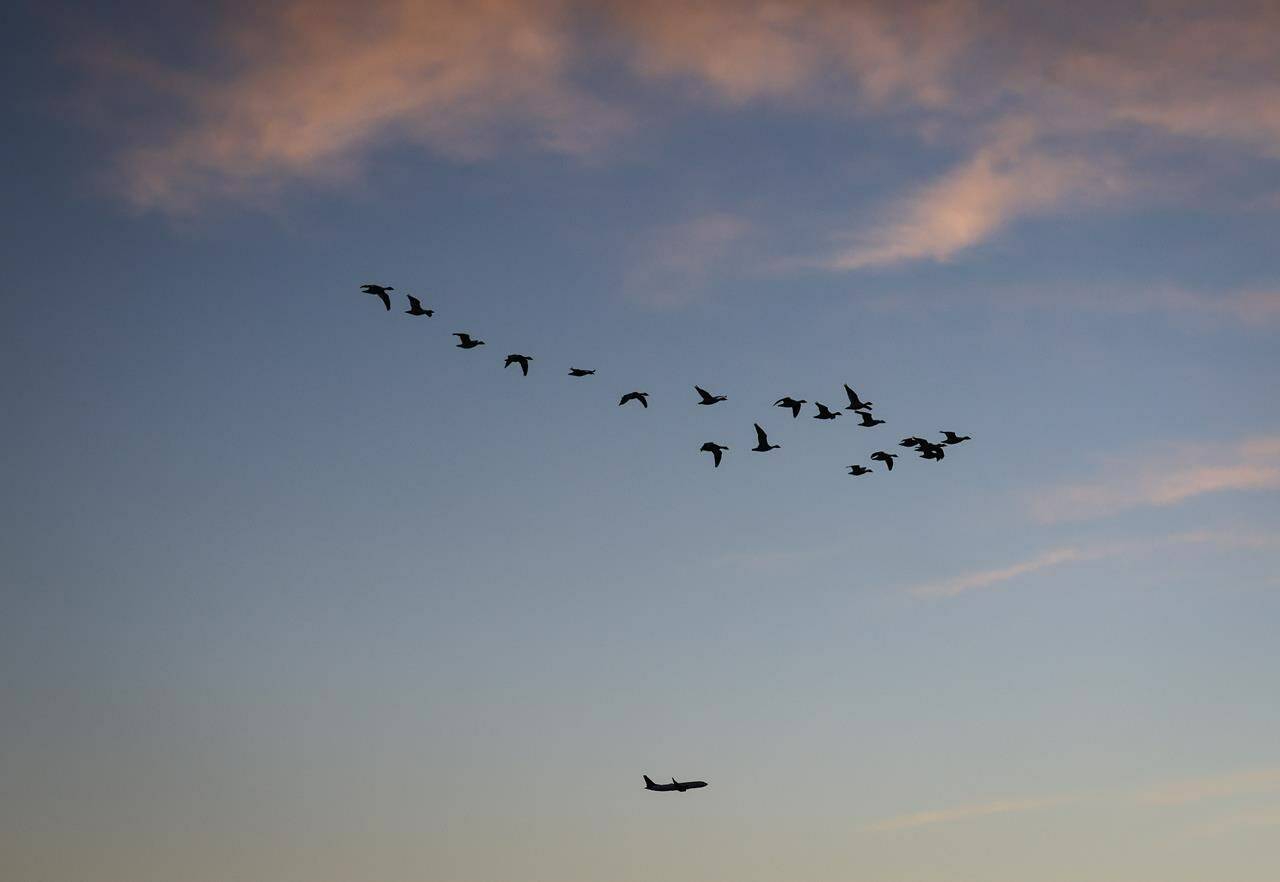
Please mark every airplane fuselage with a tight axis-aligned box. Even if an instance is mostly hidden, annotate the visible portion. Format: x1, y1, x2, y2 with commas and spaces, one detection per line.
644, 775, 707, 792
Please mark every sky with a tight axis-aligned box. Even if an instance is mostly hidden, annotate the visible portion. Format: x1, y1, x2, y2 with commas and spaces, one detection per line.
2, 1, 1278, 880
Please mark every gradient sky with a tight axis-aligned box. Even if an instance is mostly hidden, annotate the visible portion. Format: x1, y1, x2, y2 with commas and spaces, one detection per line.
3, 2, 1279, 880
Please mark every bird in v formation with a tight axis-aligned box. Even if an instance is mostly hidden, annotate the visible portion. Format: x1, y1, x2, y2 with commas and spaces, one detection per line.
360, 284, 969, 474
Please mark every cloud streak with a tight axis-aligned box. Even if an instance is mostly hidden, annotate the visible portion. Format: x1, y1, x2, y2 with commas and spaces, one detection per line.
862, 766, 1280, 834
1032, 436, 1280, 523
906, 529, 1280, 598
80, 0, 1280, 276
860, 795, 1073, 833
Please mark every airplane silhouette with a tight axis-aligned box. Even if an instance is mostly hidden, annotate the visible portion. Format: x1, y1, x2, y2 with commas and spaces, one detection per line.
644, 774, 707, 793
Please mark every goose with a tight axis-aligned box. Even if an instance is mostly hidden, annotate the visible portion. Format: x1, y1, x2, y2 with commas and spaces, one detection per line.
568, 368, 595, 377
453, 333, 485, 349
404, 295, 433, 317
504, 354, 532, 376
843, 385, 873, 411
847, 464, 872, 476
774, 397, 807, 418
857, 411, 886, 428
695, 385, 728, 405
751, 423, 780, 452
869, 451, 898, 471
813, 402, 842, 420
618, 391, 649, 408
360, 283, 393, 310
940, 431, 971, 445
700, 442, 729, 467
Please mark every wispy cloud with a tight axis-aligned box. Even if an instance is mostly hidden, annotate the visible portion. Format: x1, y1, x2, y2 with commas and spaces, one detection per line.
822, 122, 1113, 269
625, 212, 756, 307
860, 794, 1074, 833
906, 529, 1280, 598
79, 0, 1280, 271
1032, 436, 1280, 523
1139, 767, 1280, 807
85, 0, 630, 211
1194, 810, 1280, 837
861, 766, 1280, 834
907, 546, 1098, 598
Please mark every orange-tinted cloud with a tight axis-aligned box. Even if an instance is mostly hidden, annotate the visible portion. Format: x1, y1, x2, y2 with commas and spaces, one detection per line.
94, 0, 628, 211
1032, 436, 1280, 523
83, 0, 1280, 258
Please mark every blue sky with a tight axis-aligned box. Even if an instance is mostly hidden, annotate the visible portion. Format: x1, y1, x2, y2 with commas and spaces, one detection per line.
3, 2, 1279, 880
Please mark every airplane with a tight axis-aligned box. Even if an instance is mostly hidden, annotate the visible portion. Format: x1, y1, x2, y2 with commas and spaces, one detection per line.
644, 774, 708, 793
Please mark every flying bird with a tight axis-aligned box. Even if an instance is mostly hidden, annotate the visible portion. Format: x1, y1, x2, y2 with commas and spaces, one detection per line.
618, 391, 649, 408
857, 411, 886, 428
568, 368, 595, 377
404, 295, 433, 317
870, 451, 898, 470
695, 385, 728, 405
453, 333, 485, 349
813, 402, 842, 420
899, 436, 929, 449
751, 423, 780, 452
361, 283, 393, 310
504, 354, 532, 376
940, 431, 971, 445
843, 385, 873, 411
700, 441, 729, 467
847, 464, 872, 476
774, 397, 807, 418
918, 442, 946, 461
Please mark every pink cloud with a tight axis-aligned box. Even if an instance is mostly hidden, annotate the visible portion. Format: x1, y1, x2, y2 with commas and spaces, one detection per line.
80, 0, 1280, 253
1032, 436, 1280, 523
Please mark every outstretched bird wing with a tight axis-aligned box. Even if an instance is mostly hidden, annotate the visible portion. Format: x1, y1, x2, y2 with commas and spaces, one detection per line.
376, 291, 390, 310
754, 423, 769, 446
695, 385, 712, 403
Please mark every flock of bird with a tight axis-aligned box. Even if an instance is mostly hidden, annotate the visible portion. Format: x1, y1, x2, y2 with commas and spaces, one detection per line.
360, 283, 971, 474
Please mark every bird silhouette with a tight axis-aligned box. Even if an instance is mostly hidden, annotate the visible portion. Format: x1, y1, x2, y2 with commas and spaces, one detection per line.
857, 411, 886, 428
870, 451, 898, 470
940, 431, 971, 445
847, 464, 872, 476
843, 385, 873, 411
618, 391, 649, 408
404, 295, 433, 317
695, 385, 728, 405
899, 436, 929, 449
453, 333, 485, 349
568, 368, 595, 377
918, 442, 946, 461
700, 442, 729, 467
751, 424, 780, 452
813, 402, 842, 420
361, 284, 393, 310
774, 397, 807, 418
504, 354, 532, 376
